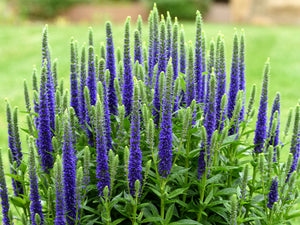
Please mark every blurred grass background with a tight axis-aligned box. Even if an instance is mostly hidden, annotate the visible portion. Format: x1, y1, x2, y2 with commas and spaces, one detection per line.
1, 0, 300, 222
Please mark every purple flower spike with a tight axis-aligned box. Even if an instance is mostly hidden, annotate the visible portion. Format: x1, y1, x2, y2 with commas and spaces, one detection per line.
95, 99, 110, 196
200, 31, 206, 103
153, 17, 167, 126
79, 43, 87, 127
106, 21, 118, 115
28, 138, 44, 225
267, 178, 278, 209
166, 12, 172, 60
134, 29, 143, 66
204, 39, 215, 115
0, 149, 12, 225
122, 17, 133, 117
62, 111, 77, 225
6, 101, 23, 196
128, 79, 142, 196
216, 38, 226, 130
227, 32, 240, 135
152, 4, 159, 66
99, 60, 113, 151
171, 18, 179, 81
194, 11, 203, 103
186, 41, 195, 107
42, 25, 55, 133
87, 45, 97, 106
54, 156, 66, 225
179, 26, 186, 75
239, 30, 246, 122
147, 11, 154, 87
158, 61, 173, 178
70, 39, 79, 116
254, 60, 270, 153
199, 72, 216, 178
38, 63, 54, 173
286, 105, 300, 182
267, 93, 280, 158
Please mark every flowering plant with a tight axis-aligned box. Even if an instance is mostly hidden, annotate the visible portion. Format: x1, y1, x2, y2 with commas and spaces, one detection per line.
0, 4, 300, 225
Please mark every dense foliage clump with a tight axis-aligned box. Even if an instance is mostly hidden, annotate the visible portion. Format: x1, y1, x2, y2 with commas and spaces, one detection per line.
1, 4, 300, 225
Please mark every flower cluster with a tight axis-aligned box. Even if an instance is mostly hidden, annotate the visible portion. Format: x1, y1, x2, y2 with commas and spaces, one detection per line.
1, 5, 300, 225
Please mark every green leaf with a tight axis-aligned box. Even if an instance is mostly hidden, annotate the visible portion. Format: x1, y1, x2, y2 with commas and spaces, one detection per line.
81, 205, 101, 216
208, 207, 229, 222
287, 210, 300, 219
10, 196, 28, 208
168, 187, 188, 199
165, 204, 175, 224
206, 174, 222, 185
169, 219, 203, 225
112, 218, 126, 225
148, 186, 161, 198
204, 189, 213, 205
215, 188, 237, 196
141, 217, 163, 223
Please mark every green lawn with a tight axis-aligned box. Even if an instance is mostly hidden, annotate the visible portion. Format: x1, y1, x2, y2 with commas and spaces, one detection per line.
0, 21, 300, 222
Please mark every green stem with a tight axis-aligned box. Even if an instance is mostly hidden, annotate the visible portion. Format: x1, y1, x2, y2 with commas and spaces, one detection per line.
132, 197, 138, 225
160, 179, 167, 224
104, 198, 111, 225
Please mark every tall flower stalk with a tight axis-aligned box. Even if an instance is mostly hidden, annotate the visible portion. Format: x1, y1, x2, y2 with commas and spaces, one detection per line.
87, 45, 97, 106
194, 11, 203, 103
38, 63, 54, 173
267, 93, 280, 154
0, 148, 11, 225
286, 104, 300, 181
186, 41, 195, 107
95, 98, 110, 196
158, 61, 173, 178
171, 17, 179, 81
254, 60, 270, 153
54, 156, 66, 225
216, 38, 226, 130
128, 78, 142, 196
153, 17, 167, 126
28, 137, 44, 225
70, 39, 79, 116
79, 43, 87, 126
62, 110, 77, 225
227, 32, 240, 135
122, 17, 133, 117
239, 30, 246, 121
42, 25, 56, 132
106, 21, 118, 115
